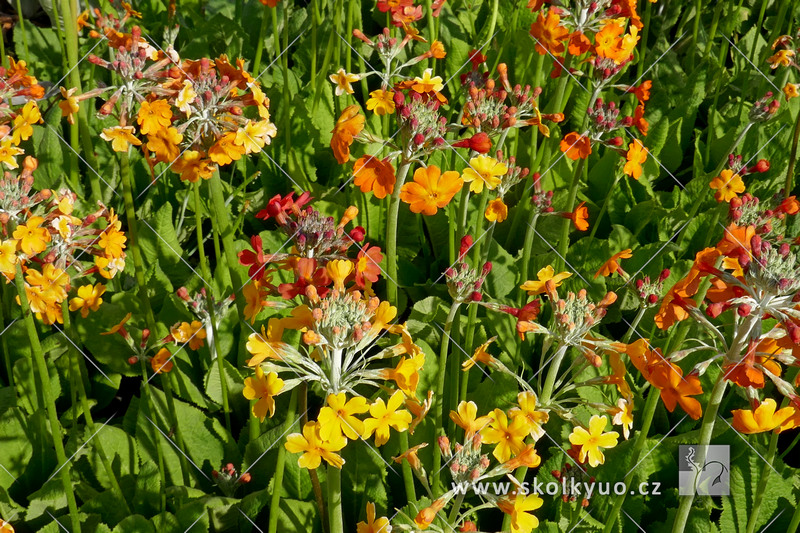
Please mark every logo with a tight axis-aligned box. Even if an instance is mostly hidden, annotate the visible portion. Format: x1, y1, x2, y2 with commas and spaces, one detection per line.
678, 445, 729, 496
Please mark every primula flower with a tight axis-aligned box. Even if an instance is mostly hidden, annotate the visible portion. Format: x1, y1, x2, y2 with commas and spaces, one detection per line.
69, 284, 106, 318
462, 338, 498, 370
331, 105, 365, 164
568, 31, 592, 56
59, 87, 80, 124
329, 68, 360, 96
400, 164, 463, 215
461, 155, 507, 193
0, 239, 17, 280
326, 259, 354, 291
710, 169, 745, 203
783, 82, 799, 100
353, 156, 396, 199
170, 321, 207, 350
238, 235, 271, 282
355, 244, 382, 288
412, 68, 444, 93
318, 392, 370, 440
560, 132, 591, 160
101, 126, 142, 152
498, 493, 544, 533
362, 390, 412, 446
623, 140, 647, 180
570, 201, 589, 231
101, 312, 132, 338
414, 498, 447, 530
172, 151, 215, 182
236, 119, 278, 153
633, 103, 648, 136
0, 141, 23, 169
0, 519, 13, 533
151, 347, 174, 374
648, 362, 703, 419
731, 398, 795, 434
137, 99, 172, 135
485, 198, 508, 222
429, 40, 446, 58
568, 415, 619, 467
508, 391, 549, 440
521, 265, 571, 295
146, 126, 183, 163
450, 400, 493, 439
208, 131, 246, 165
595, 22, 637, 64
12, 101, 41, 144
481, 409, 530, 462
356, 502, 391, 533
609, 397, 634, 439
13, 216, 50, 256
452, 132, 492, 154
285, 421, 346, 469
595, 249, 633, 278
365, 89, 395, 115
768, 49, 794, 68
530, 9, 569, 55
243, 366, 285, 421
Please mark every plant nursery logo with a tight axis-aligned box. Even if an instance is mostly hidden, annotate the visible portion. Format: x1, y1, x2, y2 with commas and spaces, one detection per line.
678, 445, 730, 496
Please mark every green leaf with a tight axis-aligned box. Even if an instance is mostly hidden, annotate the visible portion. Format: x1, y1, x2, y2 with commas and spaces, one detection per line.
34, 106, 67, 191
112, 515, 155, 533
0, 408, 33, 490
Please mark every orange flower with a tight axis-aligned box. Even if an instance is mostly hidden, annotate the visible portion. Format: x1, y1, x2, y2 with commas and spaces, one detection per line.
259, 0, 278, 6
430, 40, 446, 59
137, 99, 173, 135
151, 347, 174, 374
595, 249, 632, 278
331, 105, 364, 164
623, 139, 647, 180
13, 216, 50, 256
170, 320, 207, 350
633, 103, 648, 136
529, 9, 569, 56
353, 156, 396, 199
709, 169, 745, 203
784, 82, 799, 100
172, 151, 215, 182
732, 398, 795, 434
648, 362, 703, 420
399, 165, 463, 215
570, 201, 589, 231
560, 132, 591, 160
484, 198, 508, 223
208, 131, 246, 165
568, 31, 592, 56
654, 276, 698, 329
146, 126, 183, 163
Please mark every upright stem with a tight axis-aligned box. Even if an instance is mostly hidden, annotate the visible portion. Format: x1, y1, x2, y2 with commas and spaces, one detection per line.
744, 417, 782, 533
517, 213, 539, 307
327, 464, 344, 533
14, 263, 81, 533
160, 374, 193, 484
540, 344, 568, 405
195, 181, 231, 432
671, 375, 729, 533
431, 302, 461, 494
555, 158, 586, 271
602, 388, 660, 533
588, 175, 621, 241
0, 285, 12, 386
622, 306, 647, 343
789, 499, 800, 533
15, 0, 29, 59
61, 0, 81, 191
785, 109, 800, 196
385, 158, 412, 305
252, 2, 271, 76
268, 388, 299, 533
208, 171, 247, 318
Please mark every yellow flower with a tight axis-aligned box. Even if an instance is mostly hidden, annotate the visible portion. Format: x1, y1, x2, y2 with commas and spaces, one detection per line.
520, 265, 571, 295
235, 119, 278, 153
59, 87, 80, 124
498, 493, 544, 533
450, 400, 493, 439
461, 155, 508, 193
357, 502, 391, 533
481, 409, 531, 462
246, 319, 292, 365
176, 80, 197, 115
317, 392, 370, 440
484, 198, 508, 223
1, 518, 15, 533
0, 140, 23, 169
326, 259, 354, 291
284, 421, 346, 469
170, 320, 207, 350
380, 353, 424, 396
101, 312, 132, 337
151, 347, 174, 374
146, 126, 183, 163
412, 68, 444, 93
462, 337, 497, 370
69, 284, 106, 318
768, 49, 794, 68
609, 397, 634, 439
208, 131, 245, 165
12, 101, 41, 145
100, 126, 142, 152
329, 68, 360, 96
243, 366, 285, 421
0, 239, 17, 280
784, 82, 799, 100
98, 225, 127, 259
172, 150, 215, 182
709, 169, 745, 203
508, 391, 549, 441
137, 99, 173, 135
568, 415, 619, 467
366, 89, 396, 116
731, 398, 795, 434
362, 390, 412, 446
12, 216, 50, 256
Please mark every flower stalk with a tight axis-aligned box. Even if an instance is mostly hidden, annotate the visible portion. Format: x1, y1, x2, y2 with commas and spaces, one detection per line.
431, 301, 461, 494
268, 388, 299, 533
385, 156, 412, 304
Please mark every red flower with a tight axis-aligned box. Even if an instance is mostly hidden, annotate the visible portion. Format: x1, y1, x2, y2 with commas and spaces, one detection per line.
453, 132, 492, 154
238, 235, 272, 281
355, 244, 383, 288
256, 192, 312, 225
278, 258, 331, 299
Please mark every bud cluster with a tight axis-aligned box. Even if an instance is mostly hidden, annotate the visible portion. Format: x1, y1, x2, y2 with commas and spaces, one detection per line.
212, 463, 251, 497
395, 90, 448, 157
547, 285, 617, 346
175, 286, 235, 325
729, 192, 800, 238
306, 289, 378, 350
749, 92, 781, 122
634, 269, 670, 307
439, 435, 491, 484
445, 236, 492, 303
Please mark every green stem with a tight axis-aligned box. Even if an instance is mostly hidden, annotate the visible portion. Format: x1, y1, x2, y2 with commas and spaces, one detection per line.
268, 388, 299, 533
118, 150, 157, 329
61, 0, 81, 191
14, 263, 81, 533
588, 174, 621, 241
689, 0, 702, 72
431, 302, 461, 494
539, 343, 568, 405
15, 0, 29, 60
622, 306, 647, 343
447, 492, 466, 525
744, 415, 783, 533
310, 0, 317, 94
635, 0, 652, 79
517, 213, 539, 307
671, 375, 729, 533
327, 464, 344, 533
208, 171, 247, 318
785, 109, 800, 196
252, 1, 271, 76
62, 300, 130, 513
385, 157, 412, 305
602, 388, 660, 533
555, 157, 586, 271
138, 347, 167, 511
161, 374, 193, 485
789, 500, 800, 533
0, 285, 12, 386
195, 181, 231, 433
